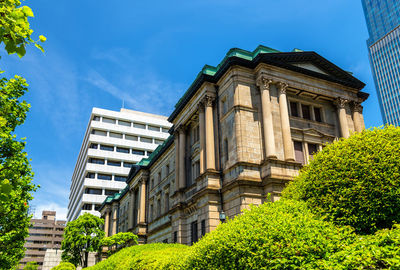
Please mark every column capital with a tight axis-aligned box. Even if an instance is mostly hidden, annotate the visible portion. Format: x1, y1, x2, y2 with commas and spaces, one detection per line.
203, 95, 215, 107
277, 82, 288, 94
197, 100, 205, 112
351, 101, 363, 113
175, 125, 186, 134
335, 97, 348, 109
256, 76, 273, 91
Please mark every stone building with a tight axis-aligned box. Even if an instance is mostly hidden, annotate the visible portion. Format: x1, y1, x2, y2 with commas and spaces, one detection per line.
19, 211, 65, 270
99, 45, 368, 245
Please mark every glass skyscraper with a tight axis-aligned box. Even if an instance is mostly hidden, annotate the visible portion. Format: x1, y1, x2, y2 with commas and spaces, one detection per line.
362, 0, 400, 126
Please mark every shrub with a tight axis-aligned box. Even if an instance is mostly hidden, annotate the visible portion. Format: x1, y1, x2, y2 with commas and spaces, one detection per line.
85, 243, 190, 270
23, 261, 38, 270
51, 261, 76, 270
283, 126, 400, 234
186, 199, 355, 269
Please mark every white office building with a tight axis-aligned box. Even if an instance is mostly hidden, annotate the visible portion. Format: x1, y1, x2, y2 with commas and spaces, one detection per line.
67, 108, 171, 221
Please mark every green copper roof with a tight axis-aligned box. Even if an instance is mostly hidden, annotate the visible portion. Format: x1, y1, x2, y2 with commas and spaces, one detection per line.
174, 45, 280, 109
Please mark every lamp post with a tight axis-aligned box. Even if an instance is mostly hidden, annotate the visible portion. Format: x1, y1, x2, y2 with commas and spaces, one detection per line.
219, 211, 226, 223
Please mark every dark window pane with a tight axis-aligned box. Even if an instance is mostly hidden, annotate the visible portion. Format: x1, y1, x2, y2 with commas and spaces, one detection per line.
89, 143, 98, 149
124, 162, 134, 168
302, 104, 311, 120
82, 204, 92, 210
105, 189, 118, 196
107, 160, 121, 167
294, 141, 305, 165
314, 107, 322, 122
88, 158, 105, 165
116, 147, 130, 153
201, 220, 206, 237
132, 150, 145, 155
92, 116, 100, 121
191, 221, 198, 244
308, 143, 318, 158
85, 188, 102, 195
86, 172, 95, 178
115, 175, 127, 182
100, 145, 114, 151
290, 102, 299, 117
94, 204, 101, 211
98, 174, 112, 180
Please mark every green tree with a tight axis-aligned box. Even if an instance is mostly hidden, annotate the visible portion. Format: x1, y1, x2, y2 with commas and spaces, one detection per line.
283, 126, 400, 234
0, 0, 45, 268
61, 213, 105, 267
23, 261, 38, 270
100, 232, 138, 255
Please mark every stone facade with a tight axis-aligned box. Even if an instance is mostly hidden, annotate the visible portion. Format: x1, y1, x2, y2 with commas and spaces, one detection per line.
99, 45, 368, 245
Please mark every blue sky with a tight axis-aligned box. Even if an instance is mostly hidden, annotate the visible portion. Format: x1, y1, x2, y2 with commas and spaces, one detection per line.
1, 0, 380, 220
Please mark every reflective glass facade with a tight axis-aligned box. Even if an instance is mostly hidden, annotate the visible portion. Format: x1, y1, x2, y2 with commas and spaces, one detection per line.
362, 0, 400, 126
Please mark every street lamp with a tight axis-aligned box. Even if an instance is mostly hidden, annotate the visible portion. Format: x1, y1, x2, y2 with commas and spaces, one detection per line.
219, 211, 226, 223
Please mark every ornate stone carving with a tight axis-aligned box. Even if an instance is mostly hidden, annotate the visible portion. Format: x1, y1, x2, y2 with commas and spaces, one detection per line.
197, 100, 205, 112
204, 95, 215, 107
351, 101, 363, 113
277, 82, 288, 94
335, 97, 348, 109
256, 76, 273, 91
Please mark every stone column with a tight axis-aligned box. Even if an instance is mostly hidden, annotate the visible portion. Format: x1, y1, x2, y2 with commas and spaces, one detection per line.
256, 76, 277, 159
138, 180, 147, 224
112, 205, 118, 235
128, 189, 134, 230
352, 102, 364, 133
198, 103, 206, 174
178, 127, 186, 189
104, 209, 110, 237
336, 98, 350, 138
278, 82, 295, 161
205, 95, 216, 170
174, 133, 180, 192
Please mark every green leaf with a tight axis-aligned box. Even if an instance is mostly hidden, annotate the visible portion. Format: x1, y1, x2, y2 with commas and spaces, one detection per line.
35, 43, 44, 53
39, 35, 47, 42
22, 6, 34, 17
16, 45, 26, 58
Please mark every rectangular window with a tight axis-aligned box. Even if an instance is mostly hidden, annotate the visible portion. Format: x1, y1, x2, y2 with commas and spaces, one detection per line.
91, 129, 107, 136
105, 189, 117, 196
94, 204, 101, 211
92, 116, 100, 121
140, 137, 153, 144
173, 232, 177, 243
151, 179, 154, 189
124, 162, 134, 168
107, 160, 121, 167
114, 175, 127, 182
100, 145, 114, 151
163, 239, 168, 243
224, 138, 229, 163
150, 204, 154, 222
116, 147, 130, 153
86, 172, 95, 178
125, 134, 138, 141
82, 204, 92, 210
148, 125, 160, 132
89, 143, 98, 149
133, 123, 146, 129
294, 141, 305, 165
132, 149, 145, 156
98, 174, 112, 180
191, 221, 198, 244
166, 164, 170, 175
157, 198, 161, 217
147, 151, 153, 156
109, 132, 123, 139
308, 143, 318, 159
88, 158, 105, 165
102, 117, 116, 124
302, 104, 311, 120
165, 193, 169, 212
314, 107, 322, 122
85, 188, 102, 195
155, 139, 164, 145
222, 98, 228, 115
201, 220, 206, 237
118, 120, 131, 127
290, 102, 299, 117
162, 127, 169, 133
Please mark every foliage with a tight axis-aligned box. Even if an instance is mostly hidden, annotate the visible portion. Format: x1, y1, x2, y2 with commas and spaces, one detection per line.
85, 243, 190, 270
61, 213, 105, 267
51, 261, 76, 270
186, 199, 356, 269
0, 76, 36, 270
100, 232, 138, 255
283, 126, 400, 234
23, 261, 38, 270
326, 225, 400, 269
0, 0, 46, 57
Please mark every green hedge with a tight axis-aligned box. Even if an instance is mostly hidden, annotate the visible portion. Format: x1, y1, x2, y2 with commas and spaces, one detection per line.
283, 126, 400, 234
85, 243, 190, 270
51, 261, 76, 270
186, 199, 355, 269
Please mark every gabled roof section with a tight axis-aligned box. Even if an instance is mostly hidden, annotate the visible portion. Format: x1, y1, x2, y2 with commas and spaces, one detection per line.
168, 45, 366, 122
